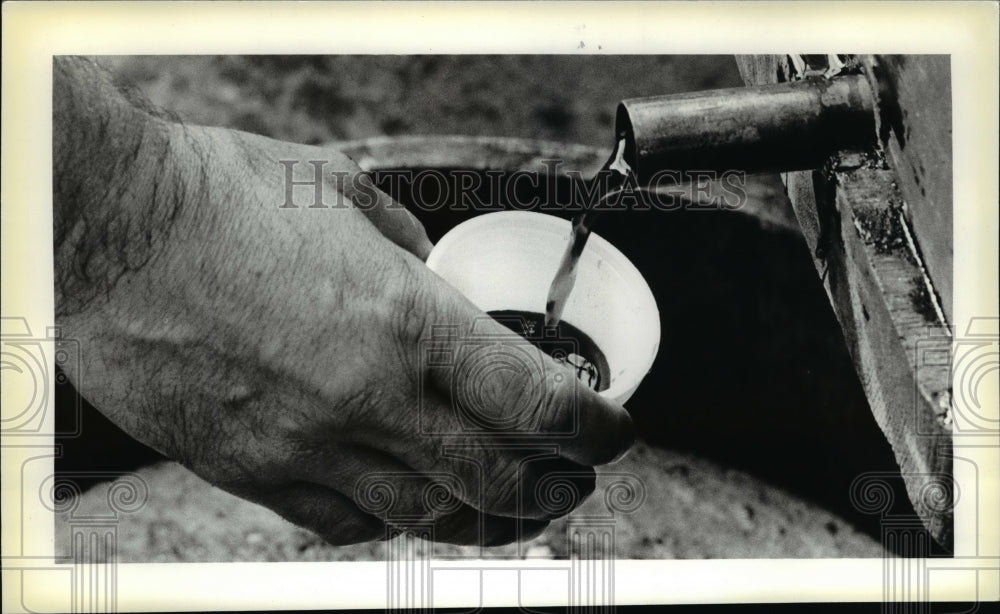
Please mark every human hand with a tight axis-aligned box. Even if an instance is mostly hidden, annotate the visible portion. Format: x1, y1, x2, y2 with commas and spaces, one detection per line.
55, 58, 635, 546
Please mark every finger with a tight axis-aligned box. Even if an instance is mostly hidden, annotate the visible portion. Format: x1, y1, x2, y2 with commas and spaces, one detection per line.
272, 140, 433, 260
298, 442, 551, 544
369, 258, 635, 465
429, 449, 597, 521
348, 172, 433, 261
425, 505, 551, 546
298, 441, 460, 523
351, 471, 551, 545
421, 451, 597, 521
256, 482, 387, 546
411, 288, 636, 466
340, 400, 598, 520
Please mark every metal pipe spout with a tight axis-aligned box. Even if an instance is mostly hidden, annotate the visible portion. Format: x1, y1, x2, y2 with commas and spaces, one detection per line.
615, 74, 877, 183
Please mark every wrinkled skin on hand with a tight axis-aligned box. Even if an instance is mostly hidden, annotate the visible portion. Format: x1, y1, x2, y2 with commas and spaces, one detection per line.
58, 121, 635, 546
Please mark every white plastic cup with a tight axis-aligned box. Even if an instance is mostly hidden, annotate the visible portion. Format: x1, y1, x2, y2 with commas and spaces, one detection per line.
426, 211, 660, 405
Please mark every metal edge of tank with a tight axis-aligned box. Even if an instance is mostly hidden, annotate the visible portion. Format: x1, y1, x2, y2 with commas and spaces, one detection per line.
328, 134, 801, 233
329, 134, 608, 176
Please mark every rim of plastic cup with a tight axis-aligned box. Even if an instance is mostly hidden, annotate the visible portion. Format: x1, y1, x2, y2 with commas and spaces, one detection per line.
426, 210, 660, 404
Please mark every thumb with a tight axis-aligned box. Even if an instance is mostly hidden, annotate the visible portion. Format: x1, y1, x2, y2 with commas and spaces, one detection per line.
348, 171, 434, 261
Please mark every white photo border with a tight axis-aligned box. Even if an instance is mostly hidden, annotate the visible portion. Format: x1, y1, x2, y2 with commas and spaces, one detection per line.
2, 1, 997, 611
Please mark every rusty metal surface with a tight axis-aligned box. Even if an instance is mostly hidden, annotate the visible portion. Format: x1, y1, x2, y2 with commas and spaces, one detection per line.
334, 134, 607, 176
616, 75, 876, 183
829, 170, 954, 548
736, 54, 954, 550
862, 55, 953, 322
331, 134, 799, 232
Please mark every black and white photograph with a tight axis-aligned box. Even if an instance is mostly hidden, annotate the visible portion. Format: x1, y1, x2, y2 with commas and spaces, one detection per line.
2, 2, 997, 611
49, 52, 955, 561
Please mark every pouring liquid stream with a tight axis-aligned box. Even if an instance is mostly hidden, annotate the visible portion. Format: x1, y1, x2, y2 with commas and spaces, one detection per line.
544, 137, 633, 328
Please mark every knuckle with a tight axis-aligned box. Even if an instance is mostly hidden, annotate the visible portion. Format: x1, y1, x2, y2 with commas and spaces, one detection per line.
479, 456, 596, 520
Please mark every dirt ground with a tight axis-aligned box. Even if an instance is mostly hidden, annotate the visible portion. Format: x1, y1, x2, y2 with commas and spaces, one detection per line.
58, 442, 882, 562
56, 56, 897, 560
